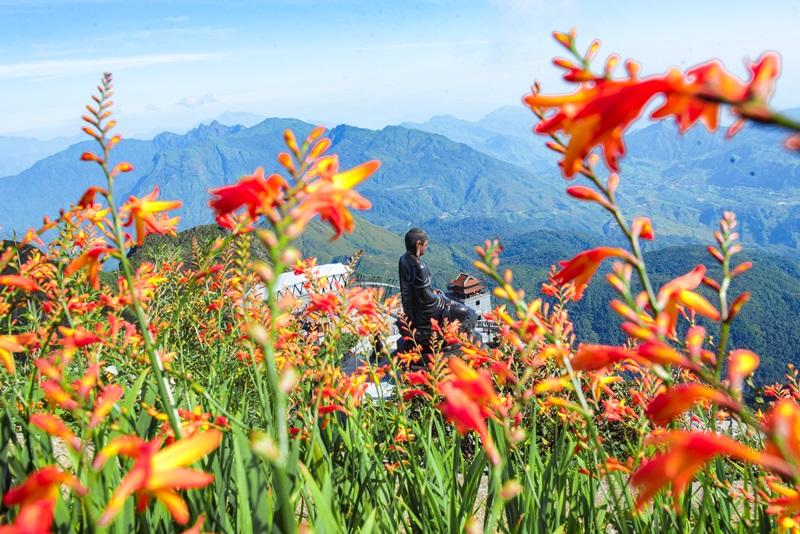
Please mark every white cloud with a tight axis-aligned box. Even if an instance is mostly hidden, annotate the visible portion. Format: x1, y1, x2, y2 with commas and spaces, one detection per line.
0, 53, 226, 80
176, 94, 218, 108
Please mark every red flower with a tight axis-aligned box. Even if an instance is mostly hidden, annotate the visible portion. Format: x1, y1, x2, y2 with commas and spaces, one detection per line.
208, 167, 288, 220
555, 247, 635, 300
437, 358, 501, 465
1, 466, 86, 534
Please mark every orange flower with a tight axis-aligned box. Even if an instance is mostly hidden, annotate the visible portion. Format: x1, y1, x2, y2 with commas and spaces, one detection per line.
632, 217, 654, 240
765, 480, 800, 532
3, 467, 85, 507
94, 430, 222, 526
570, 343, 636, 371
653, 53, 780, 132
299, 156, 380, 238
208, 167, 288, 220
728, 349, 759, 394
555, 247, 635, 300
66, 245, 114, 289
0, 274, 38, 293
656, 265, 719, 334
762, 400, 800, 470
1, 466, 86, 533
645, 384, 736, 426
0, 499, 55, 534
527, 32, 782, 177
30, 413, 82, 451
636, 341, 693, 369
631, 431, 769, 512
437, 358, 501, 465
305, 292, 339, 315
526, 74, 675, 177
40, 380, 79, 410
122, 186, 182, 245
0, 335, 26, 374
89, 384, 124, 429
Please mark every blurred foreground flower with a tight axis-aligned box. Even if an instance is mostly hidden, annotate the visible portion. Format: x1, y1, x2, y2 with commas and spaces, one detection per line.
94, 430, 222, 526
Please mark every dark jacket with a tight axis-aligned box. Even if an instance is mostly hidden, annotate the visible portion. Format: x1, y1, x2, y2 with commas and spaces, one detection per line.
398, 252, 444, 329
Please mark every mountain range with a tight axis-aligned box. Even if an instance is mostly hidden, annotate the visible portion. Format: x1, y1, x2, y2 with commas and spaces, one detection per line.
0, 115, 599, 240
3, 105, 797, 253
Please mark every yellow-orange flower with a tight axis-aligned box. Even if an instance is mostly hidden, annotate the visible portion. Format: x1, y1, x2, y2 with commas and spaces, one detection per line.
656, 265, 719, 334
66, 245, 114, 289
94, 430, 222, 526
728, 349, 759, 394
299, 156, 380, 238
122, 186, 182, 246
30, 413, 82, 451
0, 274, 38, 293
0, 335, 25, 374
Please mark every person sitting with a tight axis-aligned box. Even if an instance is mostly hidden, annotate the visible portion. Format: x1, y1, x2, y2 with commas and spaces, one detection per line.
397, 227, 477, 356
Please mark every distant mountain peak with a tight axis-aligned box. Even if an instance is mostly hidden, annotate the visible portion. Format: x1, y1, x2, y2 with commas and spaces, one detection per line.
185, 121, 243, 141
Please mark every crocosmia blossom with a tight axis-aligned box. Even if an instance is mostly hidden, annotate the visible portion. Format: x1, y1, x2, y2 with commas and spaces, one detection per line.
208, 167, 288, 220
728, 349, 760, 393
299, 156, 380, 238
631, 431, 769, 512
122, 186, 182, 246
0, 335, 25, 374
555, 247, 635, 300
1, 466, 86, 534
94, 430, 222, 526
437, 358, 502, 465
526, 32, 783, 177
66, 245, 114, 289
569, 343, 636, 371
645, 384, 735, 426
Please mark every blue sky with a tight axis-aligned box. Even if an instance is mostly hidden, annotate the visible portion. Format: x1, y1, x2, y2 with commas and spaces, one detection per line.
1, 0, 798, 138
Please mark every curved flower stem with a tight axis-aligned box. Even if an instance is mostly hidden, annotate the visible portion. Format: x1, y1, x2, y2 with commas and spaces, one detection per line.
84, 75, 183, 439
103, 171, 183, 439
